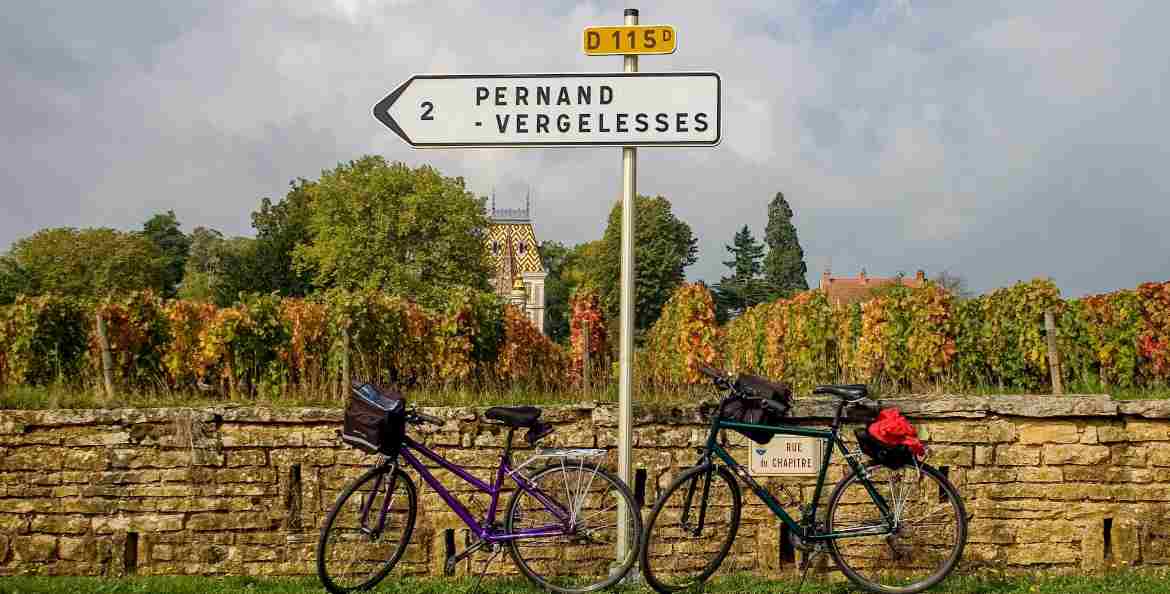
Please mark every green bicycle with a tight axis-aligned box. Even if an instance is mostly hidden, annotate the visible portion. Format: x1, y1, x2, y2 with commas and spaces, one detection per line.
639, 364, 967, 594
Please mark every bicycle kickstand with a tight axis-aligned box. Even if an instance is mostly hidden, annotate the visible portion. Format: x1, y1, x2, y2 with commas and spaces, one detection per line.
792, 547, 822, 594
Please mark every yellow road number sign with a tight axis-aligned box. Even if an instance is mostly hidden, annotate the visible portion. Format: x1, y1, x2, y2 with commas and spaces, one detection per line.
583, 25, 677, 56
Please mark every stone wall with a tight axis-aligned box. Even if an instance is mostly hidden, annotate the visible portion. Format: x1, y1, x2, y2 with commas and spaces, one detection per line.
2, 396, 1170, 577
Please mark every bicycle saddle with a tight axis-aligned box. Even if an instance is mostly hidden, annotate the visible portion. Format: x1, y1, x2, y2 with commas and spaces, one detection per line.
813, 384, 869, 402
485, 405, 542, 427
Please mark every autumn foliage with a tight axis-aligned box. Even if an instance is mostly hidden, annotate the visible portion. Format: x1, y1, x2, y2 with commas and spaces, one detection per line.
652, 277, 1170, 395
568, 290, 607, 385
639, 283, 721, 385
0, 289, 565, 397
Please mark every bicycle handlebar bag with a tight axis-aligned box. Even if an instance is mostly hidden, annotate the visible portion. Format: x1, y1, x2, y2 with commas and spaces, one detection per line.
719, 374, 793, 445
342, 381, 406, 455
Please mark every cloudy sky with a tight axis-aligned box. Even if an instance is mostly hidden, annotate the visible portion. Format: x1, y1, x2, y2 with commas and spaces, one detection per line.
3, 1, 1168, 297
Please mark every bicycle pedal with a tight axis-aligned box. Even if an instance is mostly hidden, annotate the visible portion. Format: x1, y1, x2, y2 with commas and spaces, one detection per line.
443, 528, 456, 576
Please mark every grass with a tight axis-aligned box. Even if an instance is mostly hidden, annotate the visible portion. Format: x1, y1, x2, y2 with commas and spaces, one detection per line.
3, 571, 1170, 594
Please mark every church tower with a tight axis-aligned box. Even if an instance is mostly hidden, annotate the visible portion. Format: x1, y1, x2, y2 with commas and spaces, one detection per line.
486, 191, 547, 333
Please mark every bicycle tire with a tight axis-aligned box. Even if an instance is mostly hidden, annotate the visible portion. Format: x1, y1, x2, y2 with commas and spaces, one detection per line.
826, 462, 967, 594
639, 464, 742, 593
317, 465, 417, 594
505, 463, 643, 593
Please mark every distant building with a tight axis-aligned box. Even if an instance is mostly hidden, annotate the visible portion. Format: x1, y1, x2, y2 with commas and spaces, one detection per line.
820, 268, 926, 305
485, 194, 547, 333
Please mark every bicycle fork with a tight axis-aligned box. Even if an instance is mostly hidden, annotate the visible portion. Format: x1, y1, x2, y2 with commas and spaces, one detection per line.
680, 465, 715, 537
359, 463, 399, 538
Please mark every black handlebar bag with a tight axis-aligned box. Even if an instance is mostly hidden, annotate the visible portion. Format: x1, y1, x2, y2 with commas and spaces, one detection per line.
718, 374, 793, 445
342, 382, 406, 455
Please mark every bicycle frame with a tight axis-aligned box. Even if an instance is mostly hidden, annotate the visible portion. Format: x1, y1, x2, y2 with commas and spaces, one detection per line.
381, 433, 575, 545
694, 413, 896, 542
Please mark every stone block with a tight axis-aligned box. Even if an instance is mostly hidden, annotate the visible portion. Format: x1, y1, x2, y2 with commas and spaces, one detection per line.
60, 448, 107, 471
58, 536, 94, 561
227, 450, 267, 467
30, 515, 90, 534
927, 445, 973, 467
189, 467, 277, 484
1018, 422, 1079, 445
1150, 443, 1170, 466
93, 514, 184, 533
974, 445, 995, 465
1005, 542, 1079, 565
968, 520, 1015, 544
966, 468, 1017, 483
1017, 467, 1062, 482
0, 514, 29, 533
1110, 444, 1148, 467
922, 422, 988, 443
1063, 466, 1154, 483
1096, 424, 1130, 443
188, 512, 275, 532
1043, 444, 1110, 465
0, 447, 58, 470
1124, 419, 1170, 441
12, 535, 56, 562
995, 445, 1040, 466
221, 425, 305, 448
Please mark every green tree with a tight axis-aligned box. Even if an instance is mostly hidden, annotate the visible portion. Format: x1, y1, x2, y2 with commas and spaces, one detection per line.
539, 240, 573, 344
714, 225, 769, 321
591, 195, 698, 335
178, 227, 257, 306
763, 192, 809, 298
141, 210, 191, 298
250, 179, 315, 297
0, 256, 31, 304
8, 227, 166, 298
293, 156, 492, 306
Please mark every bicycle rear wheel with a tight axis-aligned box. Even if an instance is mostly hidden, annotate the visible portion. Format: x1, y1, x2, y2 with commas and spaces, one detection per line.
826, 462, 966, 594
505, 463, 642, 593
639, 464, 741, 593
317, 465, 417, 594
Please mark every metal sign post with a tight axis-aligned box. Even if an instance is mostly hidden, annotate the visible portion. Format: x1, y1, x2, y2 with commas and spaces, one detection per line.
615, 6, 638, 572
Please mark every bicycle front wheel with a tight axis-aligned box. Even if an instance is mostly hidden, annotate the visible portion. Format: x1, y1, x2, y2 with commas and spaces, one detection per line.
317, 465, 417, 594
640, 464, 742, 593
826, 462, 967, 594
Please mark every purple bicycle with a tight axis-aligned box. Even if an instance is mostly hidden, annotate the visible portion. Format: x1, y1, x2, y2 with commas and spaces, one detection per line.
317, 392, 641, 594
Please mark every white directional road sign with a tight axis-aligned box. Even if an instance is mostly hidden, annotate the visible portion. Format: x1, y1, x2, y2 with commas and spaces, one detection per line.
373, 72, 720, 148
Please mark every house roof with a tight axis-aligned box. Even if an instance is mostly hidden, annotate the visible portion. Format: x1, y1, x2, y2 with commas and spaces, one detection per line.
820, 270, 925, 305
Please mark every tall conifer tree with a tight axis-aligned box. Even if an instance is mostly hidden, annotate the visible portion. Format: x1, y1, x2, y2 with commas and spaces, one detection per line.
763, 192, 809, 298
714, 225, 768, 321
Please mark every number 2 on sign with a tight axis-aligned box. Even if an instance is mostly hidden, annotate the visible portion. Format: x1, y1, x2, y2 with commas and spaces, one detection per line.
420, 101, 434, 120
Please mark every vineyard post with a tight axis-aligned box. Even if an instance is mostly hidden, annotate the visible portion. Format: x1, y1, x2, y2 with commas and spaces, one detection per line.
340, 325, 351, 398
1044, 309, 1064, 395
95, 310, 115, 400
582, 318, 592, 391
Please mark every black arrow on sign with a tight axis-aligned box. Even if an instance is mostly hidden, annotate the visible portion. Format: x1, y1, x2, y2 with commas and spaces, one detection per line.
372, 78, 415, 146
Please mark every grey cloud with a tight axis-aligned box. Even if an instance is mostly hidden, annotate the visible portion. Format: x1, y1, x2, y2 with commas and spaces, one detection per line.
1, 0, 1167, 297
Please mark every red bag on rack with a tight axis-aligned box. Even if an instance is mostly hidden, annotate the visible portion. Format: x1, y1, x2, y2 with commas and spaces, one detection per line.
867, 408, 925, 457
